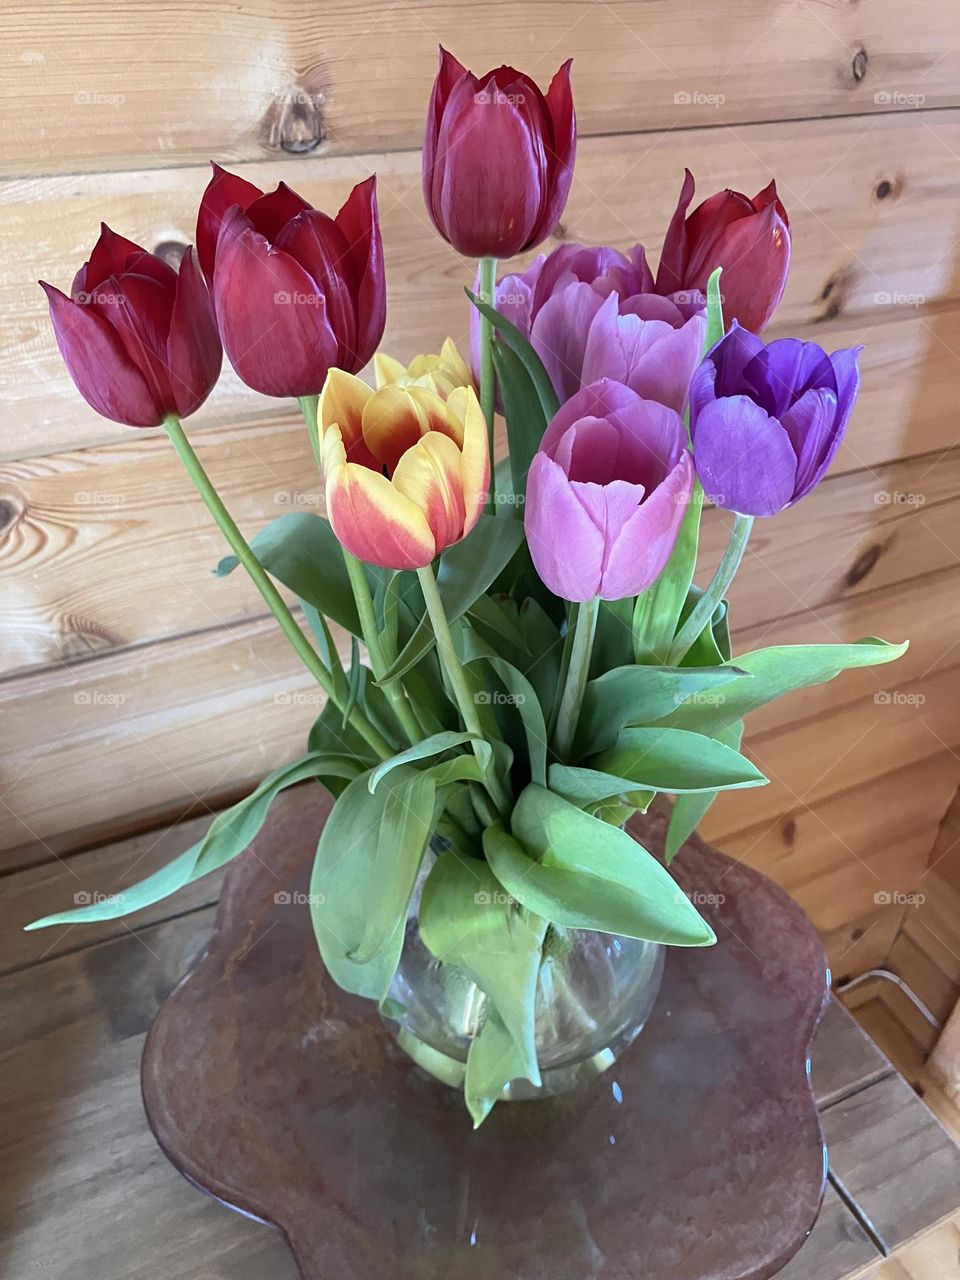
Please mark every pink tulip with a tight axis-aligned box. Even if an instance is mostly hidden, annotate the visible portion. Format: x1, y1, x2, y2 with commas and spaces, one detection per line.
525, 379, 694, 602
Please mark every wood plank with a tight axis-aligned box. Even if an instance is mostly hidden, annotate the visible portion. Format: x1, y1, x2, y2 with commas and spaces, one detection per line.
860, 1215, 960, 1279
823, 1072, 960, 1253
814, 997, 895, 1109
7, 110, 960, 458
776, 1182, 881, 1280
4, 414, 957, 677
4, 1, 960, 177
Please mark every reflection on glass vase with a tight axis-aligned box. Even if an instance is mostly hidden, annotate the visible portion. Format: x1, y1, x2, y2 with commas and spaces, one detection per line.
384, 863, 665, 1101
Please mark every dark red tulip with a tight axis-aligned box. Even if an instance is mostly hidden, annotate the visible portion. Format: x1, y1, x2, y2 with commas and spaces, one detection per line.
422, 47, 576, 259
40, 226, 221, 427
656, 169, 791, 332
197, 164, 386, 397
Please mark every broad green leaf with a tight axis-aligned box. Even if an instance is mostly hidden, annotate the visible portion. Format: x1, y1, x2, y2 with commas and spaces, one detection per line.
302, 603, 348, 702
26, 753, 360, 929
465, 1011, 531, 1128
664, 638, 909, 737
466, 593, 530, 658
308, 696, 378, 768
665, 721, 744, 862
633, 482, 704, 664
704, 265, 725, 352
574, 662, 747, 757
466, 289, 560, 420
424, 755, 487, 787
368, 730, 479, 792
491, 338, 548, 512
310, 765, 436, 998
459, 629, 549, 788
676, 587, 731, 667
586, 726, 766, 794
420, 852, 548, 1094
380, 515, 526, 683
591, 596, 634, 675
215, 512, 362, 635
343, 635, 362, 727
485, 785, 715, 946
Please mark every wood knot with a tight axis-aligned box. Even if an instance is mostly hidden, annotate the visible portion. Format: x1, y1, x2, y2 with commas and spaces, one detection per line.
844, 540, 888, 588
850, 927, 865, 942
0, 495, 22, 535
152, 240, 188, 268
781, 816, 797, 847
873, 174, 904, 203
552, 221, 569, 241
816, 263, 856, 323
851, 47, 869, 82
263, 71, 327, 155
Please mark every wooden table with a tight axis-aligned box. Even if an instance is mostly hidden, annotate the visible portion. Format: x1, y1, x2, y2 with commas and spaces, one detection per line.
3, 821, 960, 1279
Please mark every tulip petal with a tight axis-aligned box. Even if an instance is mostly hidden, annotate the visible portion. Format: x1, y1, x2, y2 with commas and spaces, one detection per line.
274, 208, 357, 367
601, 452, 694, 599
693, 396, 797, 516
692, 200, 790, 332
318, 368, 378, 469
83, 224, 172, 293
655, 169, 697, 298
446, 384, 490, 530
334, 176, 386, 371
373, 352, 408, 389
392, 430, 467, 552
534, 58, 576, 243
782, 387, 839, 502
540, 378, 643, 457
196, 163, 263, 281
213, 209, 338, 398
530, 282, 606, 403
581, 294, 705, 414
245, 181, 313, 243
40, 282, 162, 427
87, 271, 176, 411
166, 247, 222, 418
323, 425, 436, 570
362, 385, 437, 474
524, 453, 604, 601
746, 337, 834, 417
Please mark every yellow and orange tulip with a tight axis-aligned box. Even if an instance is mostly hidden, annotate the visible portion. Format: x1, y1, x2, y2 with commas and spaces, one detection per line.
319, 366, 489, 570
373, 338, 474, 400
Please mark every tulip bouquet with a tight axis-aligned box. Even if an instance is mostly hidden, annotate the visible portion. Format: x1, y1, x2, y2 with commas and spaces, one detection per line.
31, 48, 906, 1125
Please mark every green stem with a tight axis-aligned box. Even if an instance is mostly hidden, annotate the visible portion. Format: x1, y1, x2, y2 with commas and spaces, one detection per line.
553, 597, 600, 760
417, 562, 509, 815
478, 255, 498, 513
341, 548, 423, 746
299, 394, 323, 473
162, 416, 391, 761
667, 512, 755, 666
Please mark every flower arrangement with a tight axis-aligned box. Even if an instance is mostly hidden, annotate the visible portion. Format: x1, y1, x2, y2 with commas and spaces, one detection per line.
30, 48, 906, 1125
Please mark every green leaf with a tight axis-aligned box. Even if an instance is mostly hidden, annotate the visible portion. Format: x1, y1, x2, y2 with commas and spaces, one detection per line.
665, 638, 909, 737
310, 765, 436, 999
632, 482, 704, 663
466, 288, 560, 420
380, 515, 526, 683
491, 338, 548, 510
214, 512, 362, 636
704, 265, 725, 351
585, 726, 766, 794
420, 852, 548, 1095
465, 1011, 531, 1128
368, 731, 480, 792
665, 721, 744, 862
485, 785, 715, 946
574, 662, 748, 757
342, 635, 363, 727
25, 753, 361, 929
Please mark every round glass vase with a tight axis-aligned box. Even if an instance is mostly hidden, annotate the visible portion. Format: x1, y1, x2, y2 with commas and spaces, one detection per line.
384, 860, 665, 1102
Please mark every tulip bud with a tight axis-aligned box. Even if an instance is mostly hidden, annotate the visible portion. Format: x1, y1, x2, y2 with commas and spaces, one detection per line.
373, 338, 474, 399
40, 226, 221, 428
198, 165, 386, 397
656, 169, 791, 332
689, 323, 861, 516
525, 379, 694, 602
319, 367, 489, 570
422, 47, 576, 259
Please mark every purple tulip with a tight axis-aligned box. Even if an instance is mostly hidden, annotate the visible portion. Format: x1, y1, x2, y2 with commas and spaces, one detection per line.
690, 324, 861, 517
525, 379, 694, 602
422, 48, 576, 260
473, 243, 704, 413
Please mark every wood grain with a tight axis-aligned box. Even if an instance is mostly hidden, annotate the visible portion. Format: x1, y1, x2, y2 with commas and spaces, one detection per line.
3, 1, 959, 177
777, 1183, 881, 1280
7, 111, 960, 458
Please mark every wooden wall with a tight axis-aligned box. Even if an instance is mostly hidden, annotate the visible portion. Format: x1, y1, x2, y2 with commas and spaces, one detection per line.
3, 1, 960, 988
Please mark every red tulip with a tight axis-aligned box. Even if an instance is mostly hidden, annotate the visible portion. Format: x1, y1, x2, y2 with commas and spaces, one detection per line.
655, 169, 791, 332
422, 48, 576, 259
40, 226, 221, 427
197, 164, 386, 397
